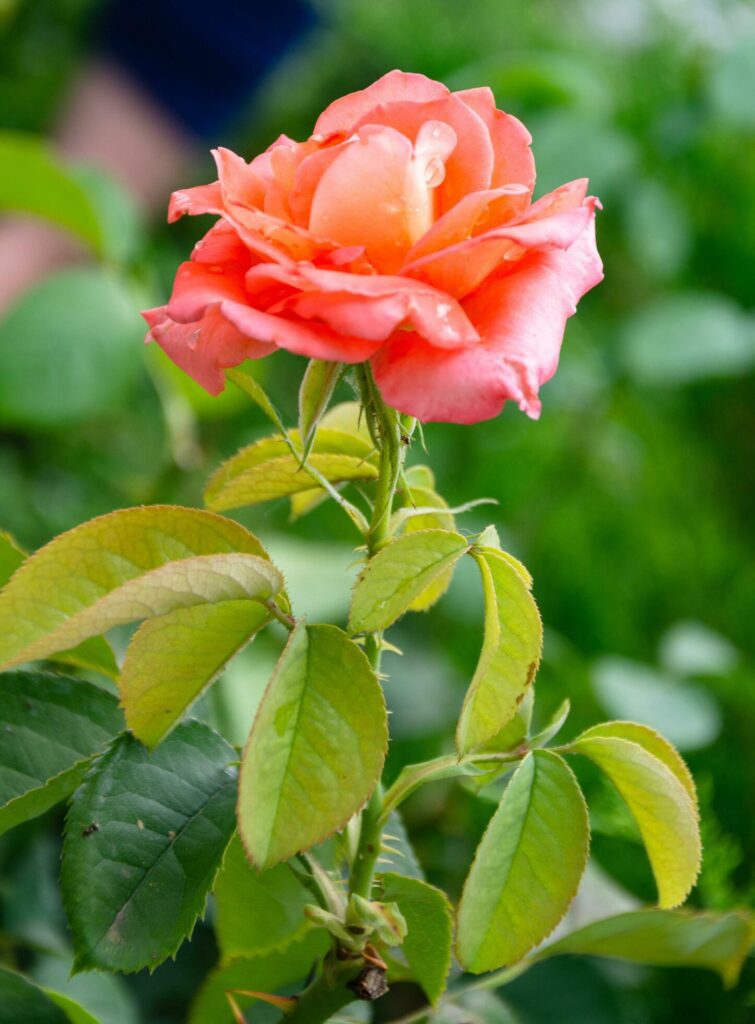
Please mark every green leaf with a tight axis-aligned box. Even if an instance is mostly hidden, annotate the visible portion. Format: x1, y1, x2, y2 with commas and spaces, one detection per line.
32, 956, 139, 1024
0, 506, 282, 671
205, 429, 377, 512
571, 734, 701, 907
381, 873, 452, 1004
529, 698, 571, 749
226, 366, 287, 433
188, 932, 328, 1024
120, 601, 272, 746
0, 528, 118, 680
239, 622, 387, 869
0, 133, 104, 252
0, 527, 25, 585
0, 968, 100, 1024
456, 547, 543, 756
0, 671, 123, 836
399, 487, 457, 613
214, 834, 314, 960
43, 991, 101, 1024
0, 268, 144, 428
457, 750, 589, 973
349, 530, 469, 634
537, 908, 755, 988
61, 721, 237, 973
299, 359, 342, 457
574, 721, 696, 805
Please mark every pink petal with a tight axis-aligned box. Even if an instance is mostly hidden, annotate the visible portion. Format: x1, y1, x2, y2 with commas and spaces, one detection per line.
168, 181, 223, 223
219, 301, 383, 363
456, 87, 536, 192
403, 197, 599, 299
143, 305, 274, 395
308, 125, 430, 273
262, 263, 479, 347
350, 94, 494, 213
405, 185, 530, 263
167, 260, 250, 324
314, 70, 449, 136
372, 213, 603, 423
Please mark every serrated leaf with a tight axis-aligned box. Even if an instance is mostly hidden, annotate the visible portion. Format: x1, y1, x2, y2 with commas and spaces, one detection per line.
381, 873, 452, 1004
0, 528, 25, 584
299, 359, 342, 456
188, 932, 328, 1024
537, 908, 754, 987
0, 529, 118, 680
349, 530, 468, 634
572, 734, 700, 907
456, 547, 542, 756
530, 698, 571, 749
575, 721, 696, 805
400, 488, 456, 613
239, 622, 387, 869
0, 968, 100, 1024
205, 429, 377, 512
62, 721, 237, 973
457, 750, 589, 973
120, 600, 272, 746
214, 835, 313, 960
0, 671, 123, 836
0, 506, 281, 671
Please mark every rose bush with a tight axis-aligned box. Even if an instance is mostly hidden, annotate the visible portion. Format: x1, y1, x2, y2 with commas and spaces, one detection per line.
143, 70, 602, 423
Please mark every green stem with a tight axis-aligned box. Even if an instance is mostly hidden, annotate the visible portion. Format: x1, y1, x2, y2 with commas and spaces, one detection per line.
283, 955, 365, 1024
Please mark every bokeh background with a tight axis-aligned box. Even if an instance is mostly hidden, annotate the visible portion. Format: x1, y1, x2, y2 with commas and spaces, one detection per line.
1, 0, 754, 1021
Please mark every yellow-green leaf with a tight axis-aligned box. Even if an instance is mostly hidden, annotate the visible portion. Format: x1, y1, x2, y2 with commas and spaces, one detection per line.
456, 547, 542, 755
575, 720, 697, 805
537, 908, 754, 988
205, 428, 377, 512
457, 750, 589, 973
349, 530, 468, 634
399, 487, 456, 613
120, 601, 272, 746
381, 873, 452, 1004
239, 622, 387, 869
0, 507, 280, 671
573, 734, 701, 907
298, 359, 342, 456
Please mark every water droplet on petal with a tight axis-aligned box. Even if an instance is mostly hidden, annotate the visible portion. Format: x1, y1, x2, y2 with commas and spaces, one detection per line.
425, 156, 446, 188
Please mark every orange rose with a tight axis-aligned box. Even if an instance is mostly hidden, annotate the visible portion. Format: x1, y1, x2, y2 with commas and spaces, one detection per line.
143, 70, 602, 423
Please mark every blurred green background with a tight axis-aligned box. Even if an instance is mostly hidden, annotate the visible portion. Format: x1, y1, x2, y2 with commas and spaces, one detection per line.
1, 0, 754, 1021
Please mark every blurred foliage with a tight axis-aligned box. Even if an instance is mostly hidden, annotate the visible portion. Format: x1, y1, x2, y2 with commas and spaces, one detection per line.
0, 0, 753, 1021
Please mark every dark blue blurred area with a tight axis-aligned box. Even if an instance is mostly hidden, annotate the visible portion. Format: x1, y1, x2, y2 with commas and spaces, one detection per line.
101, 0, 315, 137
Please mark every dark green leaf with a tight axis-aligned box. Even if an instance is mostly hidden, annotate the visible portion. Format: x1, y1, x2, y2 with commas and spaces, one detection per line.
62, 721, 237, 973
0, 671, 123, 836
0, 968, 99, 1024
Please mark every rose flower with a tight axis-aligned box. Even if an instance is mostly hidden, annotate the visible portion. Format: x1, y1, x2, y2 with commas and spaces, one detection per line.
143, 70, 602, 424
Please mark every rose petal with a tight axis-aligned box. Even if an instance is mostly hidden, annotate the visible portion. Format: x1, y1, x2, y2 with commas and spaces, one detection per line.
405, 185, 530, 263
167, 260, 250, 324
260, 263, 479, 347
314, 70, 449, 136
219, 300, 383, 363
143, 305, 274, 395
372, 213, 603, 423
351, 94, 493, 213
309, 124, 437, 273
403, 197, 599, 298
168, 181, 223, 223
456, 87, 536, 193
